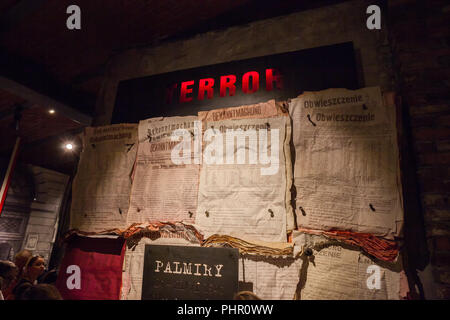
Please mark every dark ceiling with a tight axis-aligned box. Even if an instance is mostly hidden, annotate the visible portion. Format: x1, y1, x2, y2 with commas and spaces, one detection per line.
0, 0, 346, 174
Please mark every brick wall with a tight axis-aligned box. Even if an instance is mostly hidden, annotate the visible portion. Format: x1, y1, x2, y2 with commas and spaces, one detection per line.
388, 0, 450, 299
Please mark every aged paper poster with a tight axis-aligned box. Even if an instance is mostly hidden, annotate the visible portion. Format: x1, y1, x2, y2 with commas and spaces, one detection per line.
195, 115, 288, 242
239, 256, 301, 300
199, 100, 295, 232
289, 87, 403, 237
126, 116, 200, 225
70, 124, 137, 232
293, 229, 402, 299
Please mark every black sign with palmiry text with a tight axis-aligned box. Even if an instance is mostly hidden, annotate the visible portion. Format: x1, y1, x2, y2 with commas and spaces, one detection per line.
141, 245, 239, 300
113, 42, 358, 123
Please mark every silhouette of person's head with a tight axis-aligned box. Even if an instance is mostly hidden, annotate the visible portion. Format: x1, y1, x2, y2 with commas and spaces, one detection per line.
20, 283, 63, 300
0, 260, 18, 290
233, 291, 261, 300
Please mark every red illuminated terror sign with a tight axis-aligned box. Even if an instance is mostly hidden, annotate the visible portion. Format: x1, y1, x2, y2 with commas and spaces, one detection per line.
166, 68, 283, 104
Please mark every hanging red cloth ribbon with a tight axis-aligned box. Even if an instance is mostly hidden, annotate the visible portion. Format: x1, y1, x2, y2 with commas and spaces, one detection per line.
55, 234, 126, 300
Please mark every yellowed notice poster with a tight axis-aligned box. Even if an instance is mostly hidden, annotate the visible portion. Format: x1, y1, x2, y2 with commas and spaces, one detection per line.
195, 116, 288, 242
239, 256, 301, 300
288, 87, 403, 238
199, 100, 295, 231
126, 116, 200, 225
70, 123, 137, 232
292, 231, 402, 300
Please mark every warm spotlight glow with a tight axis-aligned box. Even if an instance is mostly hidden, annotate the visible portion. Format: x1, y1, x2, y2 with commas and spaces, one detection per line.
49, 109, 55, 114
65, 143, 73, 150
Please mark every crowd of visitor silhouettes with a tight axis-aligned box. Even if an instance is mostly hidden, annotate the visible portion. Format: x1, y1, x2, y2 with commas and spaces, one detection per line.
0, 249, 62, 300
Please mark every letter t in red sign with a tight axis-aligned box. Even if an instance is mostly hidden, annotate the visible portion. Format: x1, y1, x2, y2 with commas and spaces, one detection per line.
219, 75, 236, 97
165, 83, 178, 104
198, 78, 214, 100
265, 69, 283, 91
180, 80, 195, 103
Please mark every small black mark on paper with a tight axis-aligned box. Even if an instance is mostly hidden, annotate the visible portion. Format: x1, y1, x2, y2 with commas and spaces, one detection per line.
362, 104, 368, 110
268, 209, 274, 218
369, 204, 376, 211
299, 206, 306, 216
188, 211, 193, 218
307, 114, 316, 126
205, 211, 209, 217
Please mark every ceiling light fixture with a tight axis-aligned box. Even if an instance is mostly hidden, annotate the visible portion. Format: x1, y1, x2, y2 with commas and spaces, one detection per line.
65, 143, 74, 150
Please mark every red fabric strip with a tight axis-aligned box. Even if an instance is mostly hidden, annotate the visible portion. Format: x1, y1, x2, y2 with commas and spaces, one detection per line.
297, 227, 399, 262
55, 235, 126, 300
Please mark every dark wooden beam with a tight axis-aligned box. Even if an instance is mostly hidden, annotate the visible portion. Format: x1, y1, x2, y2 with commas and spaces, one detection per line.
0, 76, 92, 125
0, 101, 33, 122
0, 50, 95, 123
